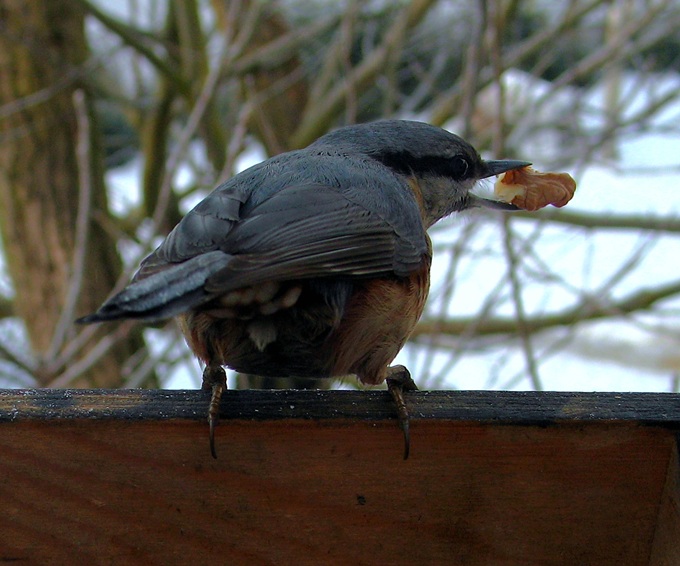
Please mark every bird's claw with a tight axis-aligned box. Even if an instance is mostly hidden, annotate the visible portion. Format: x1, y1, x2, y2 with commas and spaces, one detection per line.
201, 365, 227, 459
386, 365, 418, 460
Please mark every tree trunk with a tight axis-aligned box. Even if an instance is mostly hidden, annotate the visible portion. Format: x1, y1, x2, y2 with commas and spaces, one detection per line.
0, 0, 146, 387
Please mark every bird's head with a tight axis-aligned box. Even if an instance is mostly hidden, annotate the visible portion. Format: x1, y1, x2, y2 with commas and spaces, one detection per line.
313, 120, 530, 227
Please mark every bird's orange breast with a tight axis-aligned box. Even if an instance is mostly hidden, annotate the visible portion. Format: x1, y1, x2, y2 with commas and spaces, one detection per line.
325, 252, 431, 385
177, 248, 431, 384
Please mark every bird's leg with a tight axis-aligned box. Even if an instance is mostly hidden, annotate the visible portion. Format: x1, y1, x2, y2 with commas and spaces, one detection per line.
386, 365, 418, 460
201, 363, 227, 459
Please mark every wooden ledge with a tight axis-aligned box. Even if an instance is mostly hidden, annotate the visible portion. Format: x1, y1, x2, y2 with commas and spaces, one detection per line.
1, 389, 679, 565
3, 388, 680, 424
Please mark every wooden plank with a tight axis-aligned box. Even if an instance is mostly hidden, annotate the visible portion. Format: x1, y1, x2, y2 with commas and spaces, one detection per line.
3, 388, 680, 424
1, 390, 679, 564
649, 440, 680, 566
0, 419, 675, 565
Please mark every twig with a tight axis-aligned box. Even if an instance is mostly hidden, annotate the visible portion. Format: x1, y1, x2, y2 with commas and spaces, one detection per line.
488, 0, 541, 391
501, 217, 542, 390
421, 221, 481, 386
341, 2, 360, 123
220, 101, 254, 184
509, 209, 680, 233
149, 40, 228, 238
48, 322, 134, 388
231, 16, 339, 75
458, 0, 487, 138
46, 90, 92, 361
75, 0, 190, 95
0, 296, 13, 319
413, 278, 680, 338
430, 0, 604, 125
0, 337, 35, 376
551, 1, 675, 91
291, 0, 437, 147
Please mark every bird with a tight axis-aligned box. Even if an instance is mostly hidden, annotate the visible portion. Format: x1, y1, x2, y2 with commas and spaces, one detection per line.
79, 119, 529, 459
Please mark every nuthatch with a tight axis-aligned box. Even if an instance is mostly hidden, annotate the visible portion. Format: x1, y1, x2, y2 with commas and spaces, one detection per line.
80, 120, 529, 459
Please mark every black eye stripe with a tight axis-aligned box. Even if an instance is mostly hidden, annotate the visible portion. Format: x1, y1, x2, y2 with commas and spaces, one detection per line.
371, 152, 472, 180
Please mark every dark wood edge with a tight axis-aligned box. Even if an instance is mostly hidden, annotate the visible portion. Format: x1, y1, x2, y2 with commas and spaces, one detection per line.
1, 389, 680, 426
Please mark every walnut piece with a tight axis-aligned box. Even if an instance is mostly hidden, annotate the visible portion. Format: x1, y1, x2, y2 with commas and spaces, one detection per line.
494, 166, 576, 212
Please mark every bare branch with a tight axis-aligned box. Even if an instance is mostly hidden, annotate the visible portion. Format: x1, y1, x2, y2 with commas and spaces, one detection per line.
291, 0, 437, 147
231, 17, 339, 76
487, 0, 542, 390
552, 1, 677, 90
48, 322, 135, 388
75, 0, 190, 95
413, 279, 680, 339
149, 41, 228, 234
510, 209, 680, 234
431, 0, 604, 124
47, 90, 92, 360
0, 338, 35, 376
0, 296, 13, 319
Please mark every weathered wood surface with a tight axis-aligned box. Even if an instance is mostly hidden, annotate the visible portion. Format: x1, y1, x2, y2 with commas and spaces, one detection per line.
3, 388, 680, 423
0, 389, 679, 565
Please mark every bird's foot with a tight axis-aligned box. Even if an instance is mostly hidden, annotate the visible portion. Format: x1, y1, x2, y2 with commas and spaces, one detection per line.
201, 364, 227, 459
386, 365, 418, 460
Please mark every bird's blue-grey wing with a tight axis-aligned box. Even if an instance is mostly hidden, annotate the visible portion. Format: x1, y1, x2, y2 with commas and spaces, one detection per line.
204, 183, 427, 293
81, 179, 427, 323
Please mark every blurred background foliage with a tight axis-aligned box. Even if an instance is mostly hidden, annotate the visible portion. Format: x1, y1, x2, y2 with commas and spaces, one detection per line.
0, 0, 679, 391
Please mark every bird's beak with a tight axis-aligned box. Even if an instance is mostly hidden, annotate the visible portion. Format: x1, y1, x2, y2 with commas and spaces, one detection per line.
480, 159, 532, 179
472, 159, 532, 211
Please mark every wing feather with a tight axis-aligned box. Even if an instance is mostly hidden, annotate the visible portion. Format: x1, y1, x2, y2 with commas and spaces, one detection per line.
203, 184, 421, 293
83, 157, 429, 323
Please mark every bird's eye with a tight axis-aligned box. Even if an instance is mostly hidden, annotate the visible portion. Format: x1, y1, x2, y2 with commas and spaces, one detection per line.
450, 156, 469, 179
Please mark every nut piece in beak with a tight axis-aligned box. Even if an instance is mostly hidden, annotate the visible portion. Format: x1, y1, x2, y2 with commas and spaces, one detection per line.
494, 166, 576, 212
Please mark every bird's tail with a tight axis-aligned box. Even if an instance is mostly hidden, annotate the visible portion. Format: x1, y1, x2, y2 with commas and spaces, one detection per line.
77, 251, 230, 324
